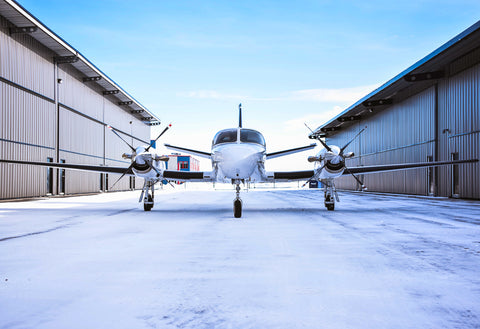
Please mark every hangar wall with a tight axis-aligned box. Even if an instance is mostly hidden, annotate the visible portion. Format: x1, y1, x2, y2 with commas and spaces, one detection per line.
328, 55, 480, 199
0, 6, 155, 199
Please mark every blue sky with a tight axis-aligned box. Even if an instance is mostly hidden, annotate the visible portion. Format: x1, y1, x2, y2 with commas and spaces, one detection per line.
17, 0, 480, 170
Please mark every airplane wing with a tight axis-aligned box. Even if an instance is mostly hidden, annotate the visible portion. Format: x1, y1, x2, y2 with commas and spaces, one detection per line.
164, 143, 212, 159
271, 170, 315, 180
345, 159, 478, 175
0, 159, 133, 175
266, 143, 316, 160
163, 170, 214, 182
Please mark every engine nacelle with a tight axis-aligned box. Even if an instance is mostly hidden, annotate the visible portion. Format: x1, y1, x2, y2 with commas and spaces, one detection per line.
155, 155, 170, 162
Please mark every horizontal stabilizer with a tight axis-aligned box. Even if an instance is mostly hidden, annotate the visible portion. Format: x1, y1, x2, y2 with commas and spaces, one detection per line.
164, 144, 212, 159
346, 159, 478, 175
266, 143, 316, 159
0, 159, 133, 175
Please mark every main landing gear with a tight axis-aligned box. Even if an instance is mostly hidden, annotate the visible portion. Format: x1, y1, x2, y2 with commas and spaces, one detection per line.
323, 179, 339, 211
140, 182, 155, 211
233, 180, 243, 218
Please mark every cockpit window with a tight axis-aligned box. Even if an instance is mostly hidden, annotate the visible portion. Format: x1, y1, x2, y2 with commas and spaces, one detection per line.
213, 129, 237, 145
240, 129, 265, 146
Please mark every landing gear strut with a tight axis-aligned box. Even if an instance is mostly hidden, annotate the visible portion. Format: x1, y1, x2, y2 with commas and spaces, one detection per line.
141, 182, 155, 211
323, 179, 339, 211
233, 181, 243, 218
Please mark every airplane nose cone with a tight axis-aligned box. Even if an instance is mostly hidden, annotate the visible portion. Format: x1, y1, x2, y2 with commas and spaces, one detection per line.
215, 144, 263, 180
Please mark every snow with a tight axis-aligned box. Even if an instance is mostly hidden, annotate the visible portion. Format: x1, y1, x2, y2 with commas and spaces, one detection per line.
1, 188, 480, 329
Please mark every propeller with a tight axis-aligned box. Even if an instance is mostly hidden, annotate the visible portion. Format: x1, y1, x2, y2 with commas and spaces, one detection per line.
304, 124, 367, 189
108, 123, 172, 190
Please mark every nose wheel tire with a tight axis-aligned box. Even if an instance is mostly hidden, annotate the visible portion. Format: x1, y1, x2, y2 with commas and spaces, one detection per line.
144, 194, 153, 211
324, 194, 335, 211
234, 198, 243, 218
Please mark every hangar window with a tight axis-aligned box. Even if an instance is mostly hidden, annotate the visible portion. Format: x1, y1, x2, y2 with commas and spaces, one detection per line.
240, 129, 265, 146
213, 129, 237, 145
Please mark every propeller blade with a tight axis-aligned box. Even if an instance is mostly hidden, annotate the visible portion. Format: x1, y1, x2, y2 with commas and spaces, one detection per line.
146, 160, 162, 178
302, 164, 326, 187
305, 123, 332, 152
146, 123, 172, 152
340, 126, 367, 154
344, 166, 366, 190
109, 163, 134, 190
107, 125, 135, 152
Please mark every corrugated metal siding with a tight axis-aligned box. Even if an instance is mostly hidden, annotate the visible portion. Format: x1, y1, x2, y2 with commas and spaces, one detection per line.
104, 99, 149, 143
437, 62, 480, 198
59, 108, 104, 194
330, 60, 479, 199
0, 12, 151, 199
0, 15, 54, 99
58, 65, 103, 123
0, 81, 56, 198
330, 87, 435, 195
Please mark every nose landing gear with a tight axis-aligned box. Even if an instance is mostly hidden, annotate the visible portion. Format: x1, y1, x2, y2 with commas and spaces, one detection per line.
233, 180, 243, 218
323, 179, 339, 211
140, 182, 155, 211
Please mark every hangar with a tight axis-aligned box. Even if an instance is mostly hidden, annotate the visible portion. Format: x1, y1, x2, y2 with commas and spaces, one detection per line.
310, 20, 480, 200
0, 0, 160, 199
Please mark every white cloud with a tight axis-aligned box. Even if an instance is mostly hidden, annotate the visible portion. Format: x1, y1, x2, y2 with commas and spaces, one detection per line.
178, 83, 380, 103
283, 106, 345, 132
289, 84, 380, 103
177, 90, 247, 100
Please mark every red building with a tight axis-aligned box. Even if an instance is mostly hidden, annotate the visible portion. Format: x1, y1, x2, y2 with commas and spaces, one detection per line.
166, 154, 200, 172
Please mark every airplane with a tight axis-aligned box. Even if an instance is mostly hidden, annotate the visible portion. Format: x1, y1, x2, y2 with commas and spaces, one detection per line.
164, 111, 477, 213
0, 104, 477, 217
0, 104, 317, 217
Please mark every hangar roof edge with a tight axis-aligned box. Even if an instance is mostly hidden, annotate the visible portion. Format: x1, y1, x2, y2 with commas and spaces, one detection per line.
310, 20, 480, 138
0, 0, 161, 126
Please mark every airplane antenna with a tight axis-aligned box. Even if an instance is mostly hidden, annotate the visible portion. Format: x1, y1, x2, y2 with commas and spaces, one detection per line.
238, 103, 242, 128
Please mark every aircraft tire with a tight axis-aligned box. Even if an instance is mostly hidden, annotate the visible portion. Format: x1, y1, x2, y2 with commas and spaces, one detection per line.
234, 199, 242, 218
144, 194, 153, 211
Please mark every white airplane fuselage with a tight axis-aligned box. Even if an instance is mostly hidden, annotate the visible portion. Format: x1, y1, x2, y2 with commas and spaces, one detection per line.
212, 142, 265, 182
211, 127, 266, 183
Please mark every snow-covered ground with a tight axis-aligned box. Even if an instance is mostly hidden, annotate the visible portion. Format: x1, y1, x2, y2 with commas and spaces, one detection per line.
1, 188, 480, 329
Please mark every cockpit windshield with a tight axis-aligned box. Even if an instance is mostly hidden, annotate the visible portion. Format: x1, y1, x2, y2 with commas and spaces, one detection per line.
240, 129, 265, 146
213, 129, 237, 145
212, 128, 266, 146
